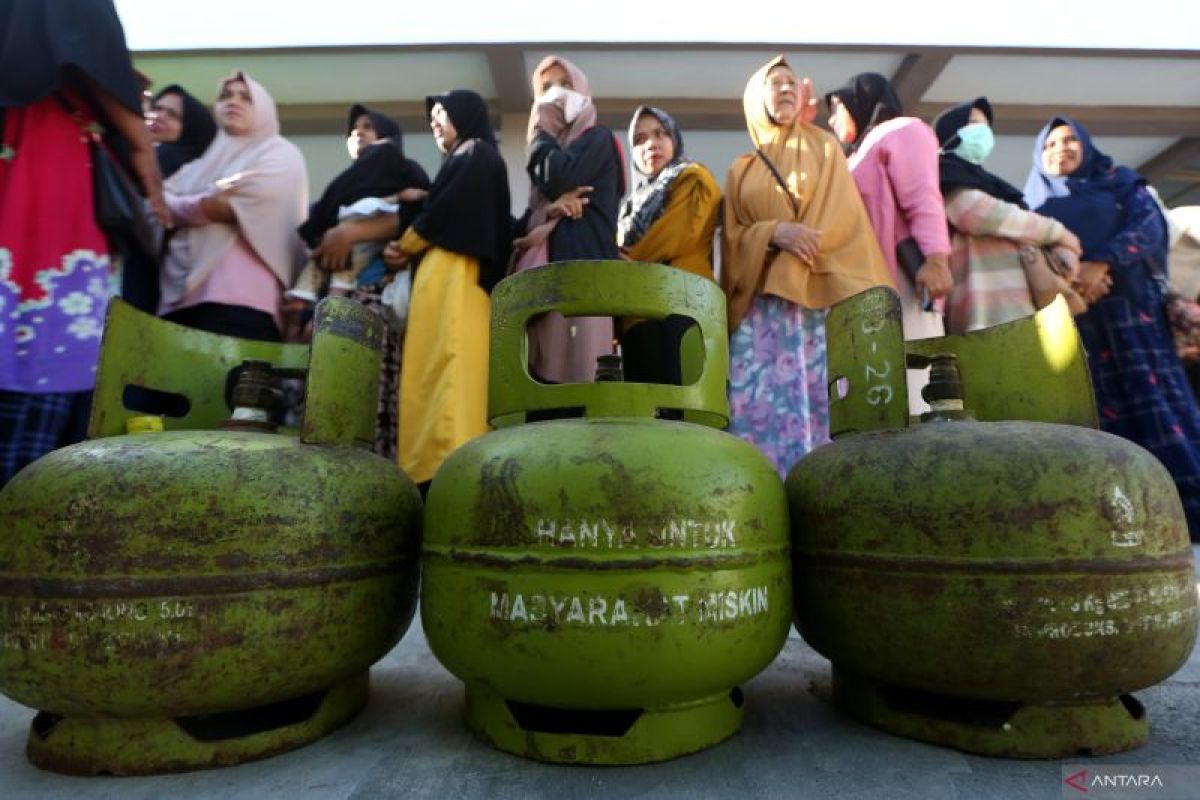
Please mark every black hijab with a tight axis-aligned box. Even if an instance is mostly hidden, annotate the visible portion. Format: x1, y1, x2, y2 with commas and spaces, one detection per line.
412, 90, 511, 291
297, 106, 430, 248
0, 0, 140, 115
152, 85, 218, 179
346, 103, 401, 141
933, 97, 1026, 208
825, 72, 903, 154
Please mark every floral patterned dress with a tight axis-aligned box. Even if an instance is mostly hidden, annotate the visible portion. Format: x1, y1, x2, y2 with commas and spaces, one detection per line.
0, 94, 117, 483
727, 295, 830, 478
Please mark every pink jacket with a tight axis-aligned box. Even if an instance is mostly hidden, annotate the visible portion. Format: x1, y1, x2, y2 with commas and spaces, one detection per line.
847, 117, 951, 288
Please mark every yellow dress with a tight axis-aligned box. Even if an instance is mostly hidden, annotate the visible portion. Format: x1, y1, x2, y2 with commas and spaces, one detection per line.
397, 229, 490, 484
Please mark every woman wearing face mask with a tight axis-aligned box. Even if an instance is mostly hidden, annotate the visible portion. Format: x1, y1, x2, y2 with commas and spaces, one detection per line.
826, 72, 951, 411
511, 55, 625, 384
382, 90, 511, 491
722, 56, 891, 477
1026, 117, 1200, 540
616, 105, 720, 385
158, 72, 308, 342
933, 97, 1082, 333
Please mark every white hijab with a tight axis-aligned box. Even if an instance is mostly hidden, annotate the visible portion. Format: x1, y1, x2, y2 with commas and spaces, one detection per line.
161, 71, 308, 306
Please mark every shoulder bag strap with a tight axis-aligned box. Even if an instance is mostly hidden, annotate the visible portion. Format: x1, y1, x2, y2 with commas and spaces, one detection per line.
755, 148, 799, 218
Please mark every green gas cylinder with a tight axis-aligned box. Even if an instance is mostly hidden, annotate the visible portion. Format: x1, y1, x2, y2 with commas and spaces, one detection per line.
422, 261, 791, 765
0, 298, 421, 775
787, 287, 1198, 758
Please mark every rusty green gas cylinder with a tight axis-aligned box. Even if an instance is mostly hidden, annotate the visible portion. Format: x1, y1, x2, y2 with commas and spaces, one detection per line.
787, 288, 1198, 758
0, 298, 421, 775
422, 261, 791, 765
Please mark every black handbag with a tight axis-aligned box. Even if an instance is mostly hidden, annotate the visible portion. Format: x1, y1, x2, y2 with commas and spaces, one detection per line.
89, 136, 159, 261
57, 93, 158, 262
896, 237, 934, 311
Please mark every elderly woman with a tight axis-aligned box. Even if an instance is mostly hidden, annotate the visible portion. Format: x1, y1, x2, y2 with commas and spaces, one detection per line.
158, 72, 308, 342
722, 55, 892, 476
147, 84, 217, 179
511, 55, 624, 384
933, 98, 1082, 333
1025, 117, 1200, 539
383, 90, 511, 491
616, 105, 720, 385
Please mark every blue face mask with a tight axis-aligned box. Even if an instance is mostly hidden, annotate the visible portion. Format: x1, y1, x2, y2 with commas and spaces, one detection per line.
953, 123, 995, 165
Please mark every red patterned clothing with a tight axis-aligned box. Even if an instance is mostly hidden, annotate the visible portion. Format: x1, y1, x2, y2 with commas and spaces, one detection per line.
0, 95, 116, 394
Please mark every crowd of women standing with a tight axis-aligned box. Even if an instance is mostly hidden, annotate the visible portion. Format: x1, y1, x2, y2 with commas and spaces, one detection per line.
3, 2, 1199, 539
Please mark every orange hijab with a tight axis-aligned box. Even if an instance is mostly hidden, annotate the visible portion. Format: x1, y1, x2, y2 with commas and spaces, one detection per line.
720, 55, 891, 331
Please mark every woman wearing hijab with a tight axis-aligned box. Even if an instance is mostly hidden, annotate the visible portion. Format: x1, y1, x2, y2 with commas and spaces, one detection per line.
511, 55, 625, 384
382, 90, 511, 490
147, 84, 218, 179
616, 105, 720, 385
287, 104, 430, 307
119, 84, 219, 315
933, 98, 1082, 333
279, 104, 431, 458
826, 72, 951, 410
0, 0, 167, 485
1025, 117, 1200, 539
722, 56, 892, 477
158, 71, 308, 342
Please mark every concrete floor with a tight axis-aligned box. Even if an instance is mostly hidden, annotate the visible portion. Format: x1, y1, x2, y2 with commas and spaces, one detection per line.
4, 555, 1200, 800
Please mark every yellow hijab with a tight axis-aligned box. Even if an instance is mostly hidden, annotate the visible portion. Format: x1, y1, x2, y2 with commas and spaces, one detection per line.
721, 55, 891, 331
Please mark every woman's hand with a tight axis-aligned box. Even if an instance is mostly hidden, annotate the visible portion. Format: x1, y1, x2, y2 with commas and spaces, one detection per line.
797, 76, 819, 125
1058, 229, 1082, 255
130, 147, 170, 227
397, 187, 428, 204
547, 187, 593, 221
1050, 245, 1081, 282
772, 222, 822, 264
915, 254, 954, 300
1075, 260, 1113, 304
382, 240, 410, 272
312, 224, 354, 272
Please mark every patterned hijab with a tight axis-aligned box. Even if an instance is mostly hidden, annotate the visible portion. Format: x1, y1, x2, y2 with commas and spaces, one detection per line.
617, 106, 690, 249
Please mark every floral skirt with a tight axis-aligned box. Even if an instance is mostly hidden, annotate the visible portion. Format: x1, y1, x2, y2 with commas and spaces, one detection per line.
728, 295, 830, 478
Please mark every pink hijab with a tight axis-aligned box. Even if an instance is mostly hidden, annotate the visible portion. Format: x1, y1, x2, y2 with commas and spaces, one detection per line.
525, 55, 598, 147
513, 56, 612, 384
514, 56, 600, 262
161, 71, 308, 306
